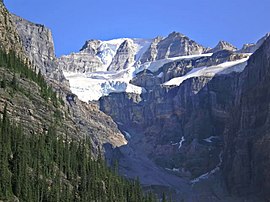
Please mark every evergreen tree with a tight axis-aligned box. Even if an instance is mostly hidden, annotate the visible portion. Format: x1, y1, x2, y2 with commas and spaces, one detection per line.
0, 47, 160, 202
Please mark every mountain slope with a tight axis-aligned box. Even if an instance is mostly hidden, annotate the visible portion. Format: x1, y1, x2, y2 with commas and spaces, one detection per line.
98, 34, 270, 201
0, 2, 159, 201
223, 36, 270, 200
10, 11, 127, 151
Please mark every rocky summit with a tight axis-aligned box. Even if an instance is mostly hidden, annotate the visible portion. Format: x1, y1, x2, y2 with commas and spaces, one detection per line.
1, 1, 270, 201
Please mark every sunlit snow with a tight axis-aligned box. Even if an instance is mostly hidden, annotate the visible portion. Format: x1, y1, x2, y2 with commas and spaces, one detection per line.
203, 136, 220, 143
63, 38, 250, 103
163, 57, 250, 86
135, 53, 213, 74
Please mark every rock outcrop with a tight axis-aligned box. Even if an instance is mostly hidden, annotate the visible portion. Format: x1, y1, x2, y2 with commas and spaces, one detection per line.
0, 3, 24, 56
141, 32, 207, 61
58, 52, 103, 73
223, 36, 270, 200
0, 3, 127, 153
99, 34, 270, 200
12, 14, 66, 82
80, 39, 102, 54
107, 39, 136, 71
238, 33, 270, 53
139, 36, 163, 63
208, 40, 237, 53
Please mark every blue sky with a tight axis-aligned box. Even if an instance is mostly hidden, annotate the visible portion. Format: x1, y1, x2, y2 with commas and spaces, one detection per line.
5, 0, 270, 56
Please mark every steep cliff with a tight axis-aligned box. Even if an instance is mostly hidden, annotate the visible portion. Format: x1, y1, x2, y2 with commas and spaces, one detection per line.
107, 39, 136, 71
139, 36, 163, 63
12, 14, 65, 82
0, 3, 127, 152
99, 34, 270, 200
0, 3, 24, 56
223, 36, 270, 200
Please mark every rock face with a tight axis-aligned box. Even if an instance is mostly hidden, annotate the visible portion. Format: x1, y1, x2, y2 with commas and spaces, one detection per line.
238, 33, 270, 53
107, 39, 136, 71
100, 49, 250, 179
140, 32, 207, 62
0, 3, 24, 56
0, 3, 127, 153
156, 32, 206, 59
80, 39, 102, 54
208, 40, 237, 53
99, 34, 270, 200
58, 38, 146, 73
223, 36, 270, 200
59, 52, 103, 73
59, 39, 104, 73
12, 14, 66, 82
139, 36, 163, 63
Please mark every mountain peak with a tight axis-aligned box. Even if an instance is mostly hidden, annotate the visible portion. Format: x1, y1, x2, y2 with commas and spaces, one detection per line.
167, 31, 186, 38
208, 40, 237, 53
80, 39, 101, 53
238, 32, 270, 53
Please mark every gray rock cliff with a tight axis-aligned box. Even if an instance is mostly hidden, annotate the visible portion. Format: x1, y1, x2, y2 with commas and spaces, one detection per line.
0, 6, 127, 152
12, 14, 66, 82
155, 32, 207, 60
99, 35, 270, 200
107, 39, 136, 71
223, 36, 270, 200
0, 3, 24, 56
208, 40, 237, 53
239, 33, 270, 53
139, 36, 163, 63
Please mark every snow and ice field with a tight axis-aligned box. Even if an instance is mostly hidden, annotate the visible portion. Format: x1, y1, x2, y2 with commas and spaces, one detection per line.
64, 68, 145, 102
62, 37, 251, 102
63, 54, 213, 102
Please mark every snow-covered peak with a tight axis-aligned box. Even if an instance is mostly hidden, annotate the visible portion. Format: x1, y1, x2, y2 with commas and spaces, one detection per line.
60, 34, 255, 103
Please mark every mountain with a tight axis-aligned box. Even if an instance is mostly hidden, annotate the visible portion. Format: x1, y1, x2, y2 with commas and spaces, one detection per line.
0, 3, 24, 55
2, 0, 270, 201
238, 33, 270, 53
207, 40, 237, 53
97, 35, 270, 201
58, 32, 213, 102
10, 14, 127, 151
223, 36, 270, 199
0, 2, 160, 202
57, 26, 270, 200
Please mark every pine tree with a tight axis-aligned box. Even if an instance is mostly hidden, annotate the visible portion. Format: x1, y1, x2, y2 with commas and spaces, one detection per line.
0, 74, 6, 88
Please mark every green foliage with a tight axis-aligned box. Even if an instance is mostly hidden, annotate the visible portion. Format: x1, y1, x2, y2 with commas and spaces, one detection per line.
0, 48, 64, 107
0, 107, 157, 201
0, 46, 161, 202
0, 74, 6, 88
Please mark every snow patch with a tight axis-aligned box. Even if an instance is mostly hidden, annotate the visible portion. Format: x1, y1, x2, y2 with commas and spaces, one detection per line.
203, 136, 220, 143
157, 72, 164, 78
191, 152, 223, 184
135, 53, 213, 75
179, 136, 185, 149
64, 70, 145, 102
165, 168, 180, 172
123, 131, 132, 139
163, 57, 250, 86
171, 136, 185, 149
